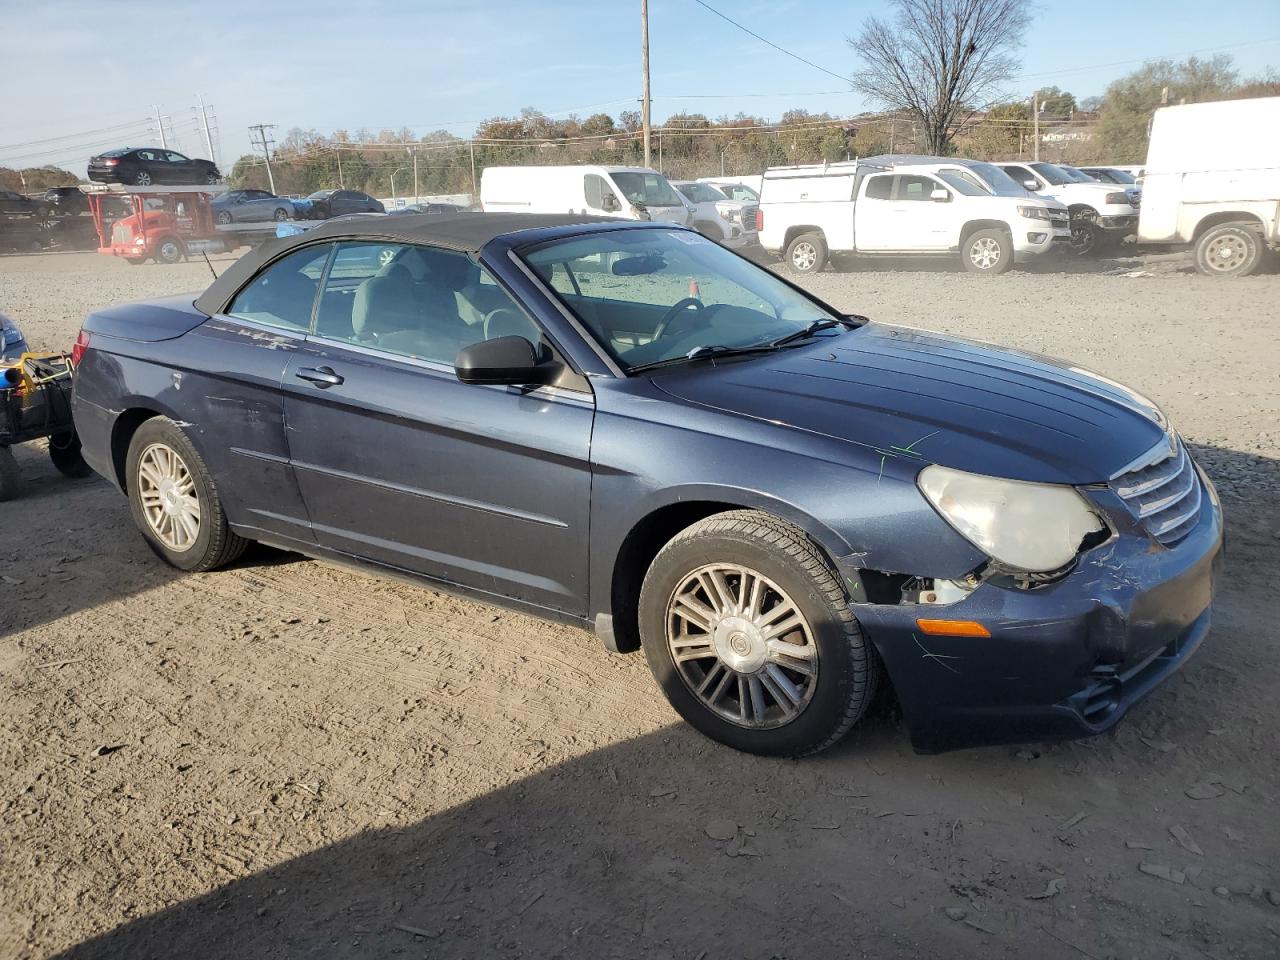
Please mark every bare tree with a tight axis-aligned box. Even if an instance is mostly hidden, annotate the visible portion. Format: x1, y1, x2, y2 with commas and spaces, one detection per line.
850, 0, 1031, 155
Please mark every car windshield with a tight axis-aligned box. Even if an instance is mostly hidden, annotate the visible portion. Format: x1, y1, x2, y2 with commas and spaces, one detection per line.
1095, 168, 1136, 184
309, 190, 336, 198
1029, 162, 1077, 186
521, 228, 845, 372
678, 183, 727, 203
610, 172, 683, 208
964, 162, 1030, 197
935, 170, 989, 196
1056, 165, 1096, 183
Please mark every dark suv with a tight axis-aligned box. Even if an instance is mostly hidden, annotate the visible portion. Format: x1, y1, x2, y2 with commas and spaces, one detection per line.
88, 148, 221, 187
44, 186, 88, 216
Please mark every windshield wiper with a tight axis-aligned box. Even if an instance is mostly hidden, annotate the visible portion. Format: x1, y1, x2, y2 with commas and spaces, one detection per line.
629, 343, 780, 374
770, 317, 851, 347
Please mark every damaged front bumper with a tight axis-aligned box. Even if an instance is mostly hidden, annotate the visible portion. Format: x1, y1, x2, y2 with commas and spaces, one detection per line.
852, 471, 1224, 754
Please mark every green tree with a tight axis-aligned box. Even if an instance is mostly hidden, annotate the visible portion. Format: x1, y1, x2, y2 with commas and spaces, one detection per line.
1096, 55, 1239, 161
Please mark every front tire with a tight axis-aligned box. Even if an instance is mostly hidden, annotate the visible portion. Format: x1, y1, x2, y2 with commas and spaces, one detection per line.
216, 210, 233, 225
154, 237, 184, 264
785, 232, 828, 274
126, 418, 248, 571
1195, 222, 1264, 277
962, 228, 1012, 274
638, 510, 878, 757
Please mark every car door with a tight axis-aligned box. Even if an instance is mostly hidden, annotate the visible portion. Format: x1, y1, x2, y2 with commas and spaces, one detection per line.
281, 240, 595, 616
851, 173, 898, 251
186, 242, 336, 544
889, 173, 955, 250
164, 151, 196, 182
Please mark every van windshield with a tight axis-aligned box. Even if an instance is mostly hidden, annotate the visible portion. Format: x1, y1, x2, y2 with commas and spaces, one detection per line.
965, 162, 1032, 197
611, 172, 683, 208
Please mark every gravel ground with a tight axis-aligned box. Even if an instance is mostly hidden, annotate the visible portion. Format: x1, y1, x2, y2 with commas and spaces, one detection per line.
2, 249, 1279, 959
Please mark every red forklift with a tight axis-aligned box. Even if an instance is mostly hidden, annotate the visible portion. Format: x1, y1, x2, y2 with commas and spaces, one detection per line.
84, 183, 243, 265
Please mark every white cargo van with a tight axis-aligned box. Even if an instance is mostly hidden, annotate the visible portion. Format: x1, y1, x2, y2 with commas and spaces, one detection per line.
480, 165, 692, 225
1138, 96, 1280, 277
757, 157, 1070, 275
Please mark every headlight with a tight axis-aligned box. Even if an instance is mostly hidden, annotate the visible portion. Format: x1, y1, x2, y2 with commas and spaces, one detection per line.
715, 202, 740, 222
1017, 205, 1051, 220
1104, 192, 1130, 206
918, 465, 1104, 573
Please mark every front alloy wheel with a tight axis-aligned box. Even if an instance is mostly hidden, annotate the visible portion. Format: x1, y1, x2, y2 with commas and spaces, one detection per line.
639, 510, 878, 757
666, 563, 818, 728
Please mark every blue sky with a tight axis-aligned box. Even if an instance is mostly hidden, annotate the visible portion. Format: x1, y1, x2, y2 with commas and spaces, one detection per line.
3, 0, 1277, 174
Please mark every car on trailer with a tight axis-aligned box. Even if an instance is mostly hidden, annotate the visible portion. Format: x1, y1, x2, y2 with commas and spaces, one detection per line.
88, 148, 222, 187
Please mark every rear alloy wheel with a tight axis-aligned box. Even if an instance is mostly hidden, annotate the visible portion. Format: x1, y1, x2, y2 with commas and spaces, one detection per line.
126, 417, 247, 571
785, 232, 828, 274
963, 229, 1012, 274
273, 207, 290, 221
639, 510, 878, 757
133, 170, 153, 187
1195, 223, 1264, 277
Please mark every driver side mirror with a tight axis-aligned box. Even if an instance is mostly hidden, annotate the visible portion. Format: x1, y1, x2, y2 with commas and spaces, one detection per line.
601, 194, 621, 212
455, 336, 558, 386
929, 188, 950, 202
1023, 179, 1040, 191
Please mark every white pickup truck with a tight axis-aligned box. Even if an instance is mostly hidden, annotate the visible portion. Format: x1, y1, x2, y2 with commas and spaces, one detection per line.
1137, 96, 1280, 277
758, 157, 1070, 275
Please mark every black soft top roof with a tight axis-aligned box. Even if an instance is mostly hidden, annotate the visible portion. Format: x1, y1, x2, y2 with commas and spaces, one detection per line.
194, 212, 626, 315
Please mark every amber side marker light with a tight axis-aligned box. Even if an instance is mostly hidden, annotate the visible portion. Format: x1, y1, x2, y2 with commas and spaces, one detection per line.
916, 619, 992, 638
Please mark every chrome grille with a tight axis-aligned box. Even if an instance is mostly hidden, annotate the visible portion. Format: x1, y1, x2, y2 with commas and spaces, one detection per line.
1110, 437, 1202, 545
740, 204, 759, 232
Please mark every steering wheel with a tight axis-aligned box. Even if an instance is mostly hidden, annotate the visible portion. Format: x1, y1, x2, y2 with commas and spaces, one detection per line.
652, 297, 707, 341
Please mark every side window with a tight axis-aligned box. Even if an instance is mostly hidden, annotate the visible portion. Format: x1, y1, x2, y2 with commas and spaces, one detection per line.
897, 175, 935, 201
137, 151, 157, 162
863, 175, 893, 200
315, 242, 541, 365
166, 152, 188, 163
226, 244, 331, 331
584, 174, 606, 208
1003, 165, 1036, 187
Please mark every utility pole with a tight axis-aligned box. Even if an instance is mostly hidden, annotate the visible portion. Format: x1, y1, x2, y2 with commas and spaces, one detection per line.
336, 145, 344, 188
249, 124, 277, 194
409, 147, 418, 201
1032, 94, 1040, 162
889, 117, 896, 153
469, 139, 477, 196
641, 0, 652, 168
195, 94, 215, 161
154, 105, 168, 149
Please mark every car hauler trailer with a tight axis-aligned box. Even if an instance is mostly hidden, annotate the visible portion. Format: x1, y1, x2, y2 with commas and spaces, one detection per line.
83, 183, 243, 265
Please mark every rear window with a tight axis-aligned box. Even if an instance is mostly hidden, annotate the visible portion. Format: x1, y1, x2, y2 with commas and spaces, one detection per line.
99, 148, 131, 158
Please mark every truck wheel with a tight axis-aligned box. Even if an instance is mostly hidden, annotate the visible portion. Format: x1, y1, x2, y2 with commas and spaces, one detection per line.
48, 432, 92, 479
785, 233, 827, 273
0, 446, 20, 502
962, 229, 1012, 274
1068, 212, 1098, 256
126, 417, 248, 571
1195, 223, 1264, 277
638, 510, 879, 757
154, 237, 184, 265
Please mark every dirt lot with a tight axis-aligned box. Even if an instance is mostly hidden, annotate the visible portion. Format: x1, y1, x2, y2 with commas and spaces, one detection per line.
2, 249, 1278, 960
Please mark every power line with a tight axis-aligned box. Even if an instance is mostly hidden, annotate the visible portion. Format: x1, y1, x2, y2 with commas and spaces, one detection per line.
689, 0, 850, 84
0, 118, 151, 152
1013, 36, 1280, 83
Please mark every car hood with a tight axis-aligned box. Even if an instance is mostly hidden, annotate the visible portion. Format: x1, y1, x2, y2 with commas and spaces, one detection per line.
649, 323, 1168, 485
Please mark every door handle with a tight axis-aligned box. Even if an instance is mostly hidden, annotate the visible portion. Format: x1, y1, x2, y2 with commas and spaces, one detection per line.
295, 366, 344, 388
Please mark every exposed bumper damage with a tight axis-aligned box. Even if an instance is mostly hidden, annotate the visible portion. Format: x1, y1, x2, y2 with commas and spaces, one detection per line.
844, 469, 1225, 753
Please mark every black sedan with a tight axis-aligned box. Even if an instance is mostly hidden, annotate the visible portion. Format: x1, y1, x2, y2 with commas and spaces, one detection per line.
305, 189, 385, 219
69, 213, 1222, 757
88, 148, 221, 187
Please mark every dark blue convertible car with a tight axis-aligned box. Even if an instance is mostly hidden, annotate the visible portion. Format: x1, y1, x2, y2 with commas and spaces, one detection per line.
70, 213, 1223, 755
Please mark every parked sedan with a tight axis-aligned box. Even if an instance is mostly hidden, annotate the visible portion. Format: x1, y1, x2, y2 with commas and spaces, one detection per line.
70, 214, 1223, 757
305, 189, 384, 219
88, 148, 221, 186
212, 189, 296, 224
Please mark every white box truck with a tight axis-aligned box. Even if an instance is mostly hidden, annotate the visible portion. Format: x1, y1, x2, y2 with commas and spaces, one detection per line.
1137, 96, 1280, 277
757, 157, 1070, 275
479, 165, 692, 226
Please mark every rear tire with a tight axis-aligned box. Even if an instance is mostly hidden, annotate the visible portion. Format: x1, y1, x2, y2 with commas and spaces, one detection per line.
273, 207, 290, 222
638, 510, 879, 757
125, 417, 248, 571
785, 232, 828, 274
48, 433, 92, 478
132, 170, 153, 187
216, 210, 233, 225
1194, 222, 1264, 277
962, 228, 1013, 274
0, 446, 20, 501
